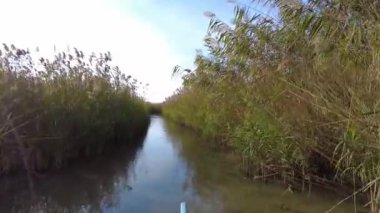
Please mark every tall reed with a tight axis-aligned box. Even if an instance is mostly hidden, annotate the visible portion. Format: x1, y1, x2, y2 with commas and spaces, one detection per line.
164, 0, 380, 211
0, 44, 149, 174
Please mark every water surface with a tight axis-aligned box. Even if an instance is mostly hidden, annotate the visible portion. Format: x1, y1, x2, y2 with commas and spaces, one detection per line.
0, 116, 363, 212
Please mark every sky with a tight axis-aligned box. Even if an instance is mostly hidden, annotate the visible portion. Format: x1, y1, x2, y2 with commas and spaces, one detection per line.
0, 0, 266, 102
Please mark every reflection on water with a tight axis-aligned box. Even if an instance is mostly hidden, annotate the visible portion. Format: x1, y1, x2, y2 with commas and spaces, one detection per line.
0, 116, 364, 213
0, 133, 145, 213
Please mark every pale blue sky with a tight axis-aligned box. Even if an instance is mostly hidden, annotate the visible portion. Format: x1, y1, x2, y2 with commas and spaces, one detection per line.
121, 0, 259, 68
0, 0, 270, 102
122, 0, 238, 61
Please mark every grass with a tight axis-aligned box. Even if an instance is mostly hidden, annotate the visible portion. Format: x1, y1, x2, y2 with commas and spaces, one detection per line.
0, 44, 150, 174
163, 0, 380, 212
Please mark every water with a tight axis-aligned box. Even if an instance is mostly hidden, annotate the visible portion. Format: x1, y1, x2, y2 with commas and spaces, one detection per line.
0, 116, 364, 212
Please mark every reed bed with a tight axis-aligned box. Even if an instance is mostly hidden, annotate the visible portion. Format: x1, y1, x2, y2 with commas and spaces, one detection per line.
0, 44, 149, 174
164, 0, 380, 211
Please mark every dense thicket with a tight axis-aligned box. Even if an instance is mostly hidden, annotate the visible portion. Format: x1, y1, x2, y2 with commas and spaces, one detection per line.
0, 45, 149, 174
147, 103, 162, 115
164, 0, 380, 211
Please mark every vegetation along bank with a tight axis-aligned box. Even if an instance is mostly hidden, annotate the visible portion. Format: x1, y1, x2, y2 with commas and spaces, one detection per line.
0, 44, 150, 174
163, 0, 380, 211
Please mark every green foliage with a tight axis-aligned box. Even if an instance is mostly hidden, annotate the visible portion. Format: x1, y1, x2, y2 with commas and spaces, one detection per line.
164, 0, 380, 211
147, 103, 163, 115
0, 44, 149, 173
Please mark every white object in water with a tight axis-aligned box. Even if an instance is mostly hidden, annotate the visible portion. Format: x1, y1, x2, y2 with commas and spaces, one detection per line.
180, 202, 186, 213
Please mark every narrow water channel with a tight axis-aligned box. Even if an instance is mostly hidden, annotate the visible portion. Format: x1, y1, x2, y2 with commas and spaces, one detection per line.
0, 116, 362, 212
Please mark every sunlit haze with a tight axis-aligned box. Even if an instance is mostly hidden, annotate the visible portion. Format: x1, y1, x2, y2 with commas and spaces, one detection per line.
0, 0, 254, 102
